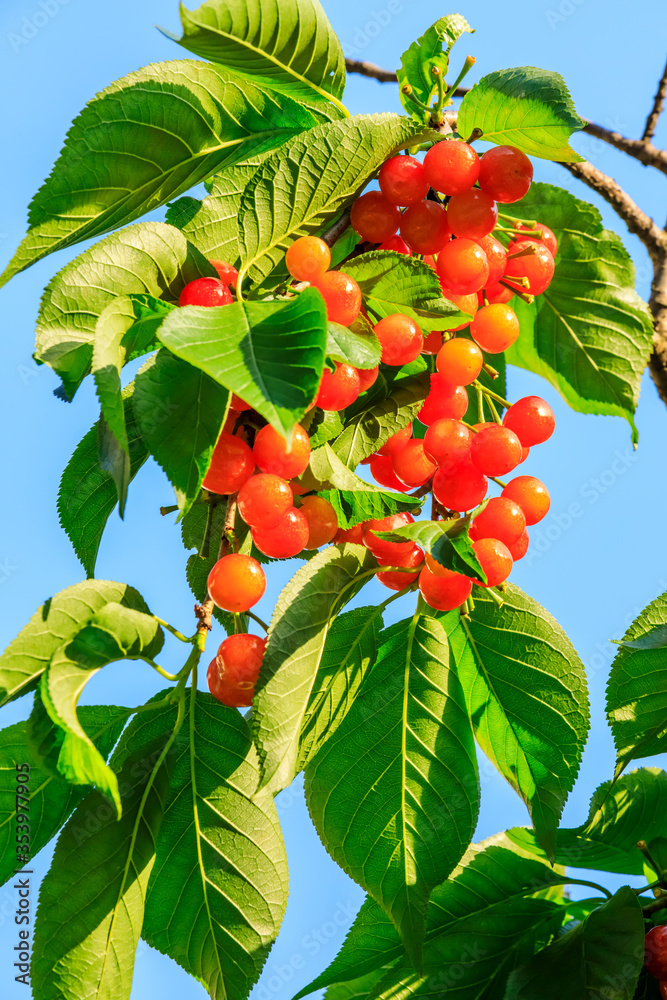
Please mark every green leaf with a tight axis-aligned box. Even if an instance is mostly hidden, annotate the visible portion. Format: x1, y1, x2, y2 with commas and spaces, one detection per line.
443, 584, 589, 858
1, 62, 322, 288
332, 372, 430, 467
457, 67, 584, 160
133, 350, 230, 515
143, 689, 288, 1000
506, 184, 653, 440
375, 517, 487, 582
0, 706, 128, 887
181, 500, 237, 633
156, 288, 327, 438
607, 591, 667, 769
505, 886, 644, 1000
31, 702, 176, 1000
35, 221, 214, 399
327, 317, 381, 369
0, 580, 152, 708
302, 407, 345, 449
237, 115, 433, 288
397, 15, 474, 119
165, 0, 346, 114
306, 614, 479, 967
506, 767, 667, 877
38, 601, 163, 815
252, 543, 375, 795
344, 251, 470, 332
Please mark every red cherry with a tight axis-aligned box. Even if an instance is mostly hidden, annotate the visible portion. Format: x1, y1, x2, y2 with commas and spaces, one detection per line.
423, 331, 444, 355
363, 512, 417, 563
471, 303, 520, 354
231, 394, 252, 411
334, 523, 365, 544
253, 423, 311, 479
299, 495, 339, 548
237, 473, 293, 528
424, 418, 472, 472
647, 929, 667, 983
179, 277, 233, 307
251, 507, 310, 558
209, 260, 238, 288
316, 363, 361, 411
314, 272, 362, 325
510, 221, 558, 257
356, 366, 379, 392
423, 140, 480, 196
400, 200, 451, 255
469, 497, 526, 547
481, 279, 514, 305
472, 537, 513, 587
377, 545, 424, 590
351, 191, 401, 243
378, 235, 412, 255
432, 460, 488, 512
502, 476, 550, 525
475, 235, 507, 286
374, 314, 424, 365
285, 236, 331, 281
478, 146, 533, 203
470, 425, 523, 476
418, 375, 468, 424
392, 439, 436, 487
436, 338, 484, 385
507, 528, 529, 561
207, 633, 267, 707
207, 554, 266, 612
504, 240, 555, 295
203, 432, 255, 495
445, 291, 479, 332
379, 155, 429, 206
447, 190, 498, 240
503, 395, 555, 446
377, 424, 412, 457
369, 454, 412, 493
419, 564, 472, 611
437, 239, 490, 295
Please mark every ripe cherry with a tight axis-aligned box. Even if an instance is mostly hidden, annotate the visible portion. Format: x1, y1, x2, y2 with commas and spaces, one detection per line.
469, 496, 526, 547
356, 365, 379, 392
207, 633, 267, 708
299, 495, 339, 548
374, 313, 424, 365
351, 191, 401, 243
502, 476, 550, 525
237, 473, 293, 528
379, 155, 429, 205
285, 236, 331, 281
378, 424, 412, 457
253, 423, 311, 479
316, 363, 361, 411
472, 537, 513, 587
419, 563, 472, 611
418, 375, 468, 424
377, 546, 424, 590
471, 303, 520, 353
231, 394, 252, 411
481, 279, 514, 305
378, 235, 412, 255
369, 454, 412, 493
400, 200, 451, 255
504, 240, 555, 295
478, 146, 533, 203
447, 189, 498, 240
209, 260, 238, 288
251, 507, 309, 558
436, 338, 484, 385
510, 221, 558, 257
203, 432, 255, 495
470, 425, 523, 476
446, 291, 479, 331
208, 553, 266, 612
423, 140, 480, 196
645, 927, 667, 980
334, 523, 365, 544
363, 512, 417, 563
314, 272, 362, 325
179, 277, 233, 307
432, 460, 488, 511
475, 235, 507, 286
508, 528, 529, 561
424, 418, 472, 472
503, 395, 555, 446
423, 331, 444, 355
437, 239, 490, 295
392, 439, 437, 487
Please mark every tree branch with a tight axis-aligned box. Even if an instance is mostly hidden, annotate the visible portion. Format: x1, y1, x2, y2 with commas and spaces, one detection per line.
643, 56, 667, 141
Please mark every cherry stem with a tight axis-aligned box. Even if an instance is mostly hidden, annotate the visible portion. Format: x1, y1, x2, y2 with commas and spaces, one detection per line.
485, 587, 505, 608
443, 55, 476, 107
472, 382, 512, 409
489, 475, 509, 489
486, 396, 503, 425
160, 504, 179, 516
482, 363, 500, 380
507, 244, 538, 260
400, 84, 431, 113
431, 66, 445, 124
144, 658, 180, 682
634, 879, 667, 895
637, 839, 664, 877
153, 617, 195, 645
498, 212, 537, 227
498, 279, 535, 304
247, 610, 269, 633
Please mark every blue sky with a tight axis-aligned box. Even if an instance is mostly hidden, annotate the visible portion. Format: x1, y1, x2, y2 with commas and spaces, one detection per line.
1, 0, 666, 997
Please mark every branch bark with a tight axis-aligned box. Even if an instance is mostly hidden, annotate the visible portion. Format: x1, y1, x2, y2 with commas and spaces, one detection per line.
643, 56, 667, 141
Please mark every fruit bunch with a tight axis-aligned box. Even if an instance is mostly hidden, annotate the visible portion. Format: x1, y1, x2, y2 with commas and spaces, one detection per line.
176, 139, 558, 709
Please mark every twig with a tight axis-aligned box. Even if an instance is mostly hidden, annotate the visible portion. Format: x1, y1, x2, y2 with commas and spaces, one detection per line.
643, 56, 667, 141
194, 495, 237, 637
322, 209, 352, 247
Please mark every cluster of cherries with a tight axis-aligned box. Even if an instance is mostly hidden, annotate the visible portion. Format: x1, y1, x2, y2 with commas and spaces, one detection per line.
175, 137, 558, 708
645, 925, 667, 997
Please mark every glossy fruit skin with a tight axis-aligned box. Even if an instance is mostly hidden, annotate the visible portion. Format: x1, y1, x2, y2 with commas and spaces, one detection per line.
237, 473, 293, 528
504, 240, 555, 295
423, 331, 444, 355
207, 633, 267, 707
374, 314, 424, 365
481, 279, 514, 305
445, 291, 479, 332
351, 190, 401, 242
502, 476, 550, 525
400, 200, 451, 255
377, 546, 424, 590
369, 454, 412, 492
299, 495, 339, 548
644, 927, 667, 980
209, 260, 238, 287
508, 528, 529, 561
231, 393, 251, 411
251, 507, 309, 558
472, 537, 513, 587
203, 432, 255, 495
356, 366, 379, 392
471, 303, 520, 354
418, 375, 469, 424
179, 277, 233, 307
470, 425, 523, 476
447, 189, 499, 240
363, 512, 417, 563
378, 235, 412, 255
419, 564, 472, 610
432, 460, 488, 511
423, 140, 480, 195
437, 239, 490, 295
334, 523, 365, 544
392, 439, 437, 487
469, 496, 526, 547
379, 155, 429, 205
475, 235, 507, 286
436, 338, 484, 385
315, 272, 362, 325
285, 236, 331, 281
478, 146, 534, 203
503, 395, 555, 446
208, 554, 266, 612
424, 418, 472, 472
377, 424, 412, 457
316, 363, 361, 411
253, 423, 311, 479
511, 221, 558, 257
